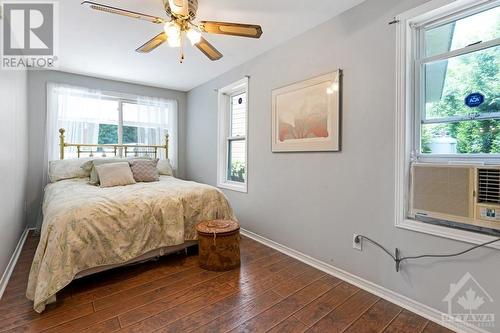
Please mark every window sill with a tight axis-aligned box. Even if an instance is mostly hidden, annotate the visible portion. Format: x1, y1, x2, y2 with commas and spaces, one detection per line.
396, 218, 500, 250
217, 181, 247, 193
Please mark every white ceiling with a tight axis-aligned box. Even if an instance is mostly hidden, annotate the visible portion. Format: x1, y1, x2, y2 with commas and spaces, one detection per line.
58, 0, 365, 91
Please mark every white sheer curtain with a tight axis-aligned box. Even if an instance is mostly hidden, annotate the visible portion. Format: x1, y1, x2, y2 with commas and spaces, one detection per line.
133, 96, 178, 169
46, 83, 114, 160
46, 83, 178, 165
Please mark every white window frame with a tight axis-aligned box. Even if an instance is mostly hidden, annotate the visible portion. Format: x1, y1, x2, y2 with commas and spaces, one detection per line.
217, 77, 249, 193
395, 0, 500, 249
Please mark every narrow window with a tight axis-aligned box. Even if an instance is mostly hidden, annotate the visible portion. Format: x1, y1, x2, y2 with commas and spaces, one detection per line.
217, 78, 249, 192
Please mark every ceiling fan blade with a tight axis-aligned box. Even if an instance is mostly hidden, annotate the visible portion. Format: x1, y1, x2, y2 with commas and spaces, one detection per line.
82, 1, 165, 24
199, 21, 263, 39
136, 32, 167, 53
195, 37, 223, 61
167, 0, 189, 17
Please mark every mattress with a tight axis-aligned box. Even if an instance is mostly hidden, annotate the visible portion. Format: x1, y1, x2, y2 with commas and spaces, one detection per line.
27, 176, 235, 313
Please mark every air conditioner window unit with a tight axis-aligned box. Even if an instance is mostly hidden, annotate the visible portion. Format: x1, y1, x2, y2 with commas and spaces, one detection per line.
410, 163, 500, 233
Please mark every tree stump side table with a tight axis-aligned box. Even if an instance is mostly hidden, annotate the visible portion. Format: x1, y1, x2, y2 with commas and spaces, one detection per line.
196, 220, 240, 271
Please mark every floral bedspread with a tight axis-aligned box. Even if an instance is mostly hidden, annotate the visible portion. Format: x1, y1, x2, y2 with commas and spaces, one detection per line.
27, 176, 235, 313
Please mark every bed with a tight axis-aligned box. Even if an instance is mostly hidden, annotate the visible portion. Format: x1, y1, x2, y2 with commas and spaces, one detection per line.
27, 129, 235, 313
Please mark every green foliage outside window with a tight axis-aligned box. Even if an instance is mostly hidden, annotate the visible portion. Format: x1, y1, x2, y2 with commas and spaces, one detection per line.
422, 10, 500, 155
98, 124, 139, 144
424, 48, 500, 154
97, 124, 118, 144
229, 161, 245, 183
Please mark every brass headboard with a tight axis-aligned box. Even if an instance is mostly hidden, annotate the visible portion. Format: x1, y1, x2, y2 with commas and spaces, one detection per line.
58, 128, 169, 160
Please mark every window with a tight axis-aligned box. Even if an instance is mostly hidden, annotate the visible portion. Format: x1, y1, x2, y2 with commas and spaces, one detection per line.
396, 0, 500, 247
47, 84, 178, 167
415, 2, 500, 158
217, 78, 249, 192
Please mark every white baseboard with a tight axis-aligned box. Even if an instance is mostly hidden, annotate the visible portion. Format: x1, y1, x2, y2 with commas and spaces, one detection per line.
241, 228, 490, 333
0, 228, 33, 299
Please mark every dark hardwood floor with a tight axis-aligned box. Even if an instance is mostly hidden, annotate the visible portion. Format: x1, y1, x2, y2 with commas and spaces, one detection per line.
0, 231, 455, 332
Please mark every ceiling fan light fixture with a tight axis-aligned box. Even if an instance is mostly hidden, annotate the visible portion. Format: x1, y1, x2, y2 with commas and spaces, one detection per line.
167, 35, 181, 47
186, 28, 201, 45
164, 22, 180, 37
164, 22, 181, 47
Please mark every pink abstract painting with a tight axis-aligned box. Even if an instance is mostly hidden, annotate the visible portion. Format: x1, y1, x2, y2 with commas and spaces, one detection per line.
272, 71, 340, 152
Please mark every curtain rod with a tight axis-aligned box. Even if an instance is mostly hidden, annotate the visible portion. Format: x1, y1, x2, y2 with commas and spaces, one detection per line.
388, 17, 400, 25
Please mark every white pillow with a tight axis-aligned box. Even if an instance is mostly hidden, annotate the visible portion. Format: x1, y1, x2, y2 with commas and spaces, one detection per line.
157, 159, 173, 176
95, 162, 136, 188
49, 158, 92, 182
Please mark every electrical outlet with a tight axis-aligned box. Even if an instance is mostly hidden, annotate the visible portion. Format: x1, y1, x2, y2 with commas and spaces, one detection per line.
353, 234, 362, 251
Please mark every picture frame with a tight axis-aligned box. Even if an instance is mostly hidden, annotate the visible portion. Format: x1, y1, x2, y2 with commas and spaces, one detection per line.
271, 70, 342, 152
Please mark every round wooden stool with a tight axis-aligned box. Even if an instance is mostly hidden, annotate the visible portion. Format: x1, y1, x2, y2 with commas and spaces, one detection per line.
196, 220, 240, 271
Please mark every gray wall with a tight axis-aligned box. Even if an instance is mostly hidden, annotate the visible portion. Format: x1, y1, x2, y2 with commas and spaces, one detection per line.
186, 0, 500, 328
0, 70, 28, 283
26, 71, 187, 228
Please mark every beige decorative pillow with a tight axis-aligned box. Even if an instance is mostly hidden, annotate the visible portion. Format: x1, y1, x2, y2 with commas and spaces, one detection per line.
95, 162, 136, 188
157, 159, 174, 176
49, 158, 93, 182
129, 159, 159, 182
82, 158, 128, 185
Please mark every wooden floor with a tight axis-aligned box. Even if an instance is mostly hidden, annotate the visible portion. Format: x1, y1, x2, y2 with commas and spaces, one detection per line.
0, 232, 454, 333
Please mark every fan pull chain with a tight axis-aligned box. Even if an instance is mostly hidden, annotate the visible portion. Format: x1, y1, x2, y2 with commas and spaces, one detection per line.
179, 34, 185, 63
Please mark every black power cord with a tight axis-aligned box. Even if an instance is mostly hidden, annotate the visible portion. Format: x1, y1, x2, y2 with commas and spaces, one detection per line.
354, 235, 500, 272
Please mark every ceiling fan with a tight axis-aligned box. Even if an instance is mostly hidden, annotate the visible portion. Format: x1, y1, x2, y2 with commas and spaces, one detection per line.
82, 0, 263, 63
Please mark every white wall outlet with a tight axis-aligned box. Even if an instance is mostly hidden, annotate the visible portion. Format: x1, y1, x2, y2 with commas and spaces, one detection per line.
353, 234, 362, 251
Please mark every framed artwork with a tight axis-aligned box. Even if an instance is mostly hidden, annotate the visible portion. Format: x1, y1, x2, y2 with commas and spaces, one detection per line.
271, 70, 342, 152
